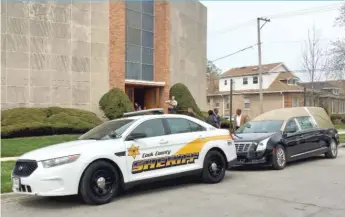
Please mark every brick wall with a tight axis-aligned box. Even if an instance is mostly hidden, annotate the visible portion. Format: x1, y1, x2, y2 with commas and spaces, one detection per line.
154, 2, 170, 113
109, 1, 125, 90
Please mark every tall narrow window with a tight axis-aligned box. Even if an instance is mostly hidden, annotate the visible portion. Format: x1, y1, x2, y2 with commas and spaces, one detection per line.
125, 1, 154, 81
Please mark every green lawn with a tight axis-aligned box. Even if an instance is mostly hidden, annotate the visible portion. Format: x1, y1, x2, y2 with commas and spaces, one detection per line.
335, 124, 345, 130
1, 161, 16, 193
340, 134, 345, 144
1, 134, 80, 157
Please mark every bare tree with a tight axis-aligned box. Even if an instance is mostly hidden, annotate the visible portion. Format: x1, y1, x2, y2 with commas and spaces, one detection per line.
206, 60, 221, 94
302, 25, 328, 104
328, 3, 345, 80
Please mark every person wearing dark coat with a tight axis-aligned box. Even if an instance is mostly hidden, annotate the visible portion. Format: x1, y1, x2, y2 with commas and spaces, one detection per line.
206, 110, 218, 128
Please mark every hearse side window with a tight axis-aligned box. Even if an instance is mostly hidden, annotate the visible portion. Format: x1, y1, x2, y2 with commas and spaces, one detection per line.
130, 119, 165, 138
284, 118, 299, 133
295, 116, 315, 130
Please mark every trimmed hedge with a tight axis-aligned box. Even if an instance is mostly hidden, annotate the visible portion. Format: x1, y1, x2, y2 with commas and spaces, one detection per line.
170, 83, 203, 117
1, 107, 102, 138
99, 88, 134, 120
330, 114, 345, 124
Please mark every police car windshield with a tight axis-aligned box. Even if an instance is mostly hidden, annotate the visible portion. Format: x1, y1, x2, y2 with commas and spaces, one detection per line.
79, 119, 135, 140
236, 120, 283, 134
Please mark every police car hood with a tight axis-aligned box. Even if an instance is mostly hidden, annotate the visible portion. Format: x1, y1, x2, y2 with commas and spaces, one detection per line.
18, 139, 123, 161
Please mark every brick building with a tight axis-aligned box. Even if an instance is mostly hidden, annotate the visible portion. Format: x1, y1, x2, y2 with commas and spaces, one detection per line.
1, 1, 207, 115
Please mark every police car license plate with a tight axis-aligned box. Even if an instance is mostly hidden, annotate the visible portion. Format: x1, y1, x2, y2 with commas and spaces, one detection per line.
12, 177, 20, 189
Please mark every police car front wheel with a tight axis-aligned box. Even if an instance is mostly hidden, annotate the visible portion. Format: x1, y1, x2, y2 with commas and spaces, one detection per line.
201, 150, 226, 183
79, 160, 121, 205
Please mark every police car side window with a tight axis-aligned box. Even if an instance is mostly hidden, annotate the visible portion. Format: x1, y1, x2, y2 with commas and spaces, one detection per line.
166, 118, 192, 134
131, 119, 165, 138
188, 120, 206, 132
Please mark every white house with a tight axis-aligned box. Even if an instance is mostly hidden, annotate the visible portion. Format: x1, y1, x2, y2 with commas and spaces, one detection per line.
218, 62, 293, 92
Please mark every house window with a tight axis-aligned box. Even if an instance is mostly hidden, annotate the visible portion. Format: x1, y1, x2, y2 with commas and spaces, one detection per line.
226, 103, 230, 109
207, 97, 210, 104
292, 97, 299, 107
243, 77, 248, 85
253, 76, 258, 84
244, 97, 250, 109
339, 101, 345, 114
224, 80, 227, 85
215, 102, 220, 107
333, 89, 340, 95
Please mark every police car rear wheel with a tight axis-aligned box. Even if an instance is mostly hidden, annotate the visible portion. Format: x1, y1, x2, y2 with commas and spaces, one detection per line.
201, 150, 226, 183
79, 160, 121, 205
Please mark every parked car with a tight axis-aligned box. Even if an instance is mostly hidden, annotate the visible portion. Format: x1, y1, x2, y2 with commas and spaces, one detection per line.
11, 109, 236, 205
232, 107, 339, 170
223, 115, 235, 121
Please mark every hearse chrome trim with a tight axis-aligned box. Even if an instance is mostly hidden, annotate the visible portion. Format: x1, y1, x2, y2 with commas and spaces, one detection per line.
234, 142, 253, 152
290, 147, 328, 158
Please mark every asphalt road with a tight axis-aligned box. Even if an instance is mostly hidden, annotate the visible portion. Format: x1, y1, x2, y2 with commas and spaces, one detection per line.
2, 148, 345, 217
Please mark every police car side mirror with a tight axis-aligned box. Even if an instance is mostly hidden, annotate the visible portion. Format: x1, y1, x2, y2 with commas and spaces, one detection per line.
125, 133, 146, 141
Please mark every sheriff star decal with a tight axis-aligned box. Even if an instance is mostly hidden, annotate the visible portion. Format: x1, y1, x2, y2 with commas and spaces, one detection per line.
127, 144, 140, 159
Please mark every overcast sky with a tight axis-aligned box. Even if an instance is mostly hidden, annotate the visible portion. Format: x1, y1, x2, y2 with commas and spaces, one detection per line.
201, 1, 345, 81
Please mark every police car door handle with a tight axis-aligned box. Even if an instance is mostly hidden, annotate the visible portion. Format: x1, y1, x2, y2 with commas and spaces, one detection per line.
159, 139, 168, 144
198, 135, 205, 139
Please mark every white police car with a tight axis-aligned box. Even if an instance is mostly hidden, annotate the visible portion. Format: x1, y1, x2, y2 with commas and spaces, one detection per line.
11, 109, 237, 205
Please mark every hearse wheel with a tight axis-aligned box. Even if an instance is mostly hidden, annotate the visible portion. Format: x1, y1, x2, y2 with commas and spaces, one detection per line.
272, 145, 286, 170
79, 161, 121, 205
201, 150, 226, 183
325, 139, 338, 159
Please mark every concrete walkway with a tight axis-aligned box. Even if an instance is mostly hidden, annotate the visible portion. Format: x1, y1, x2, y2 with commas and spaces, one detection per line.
0, 157, 18, 162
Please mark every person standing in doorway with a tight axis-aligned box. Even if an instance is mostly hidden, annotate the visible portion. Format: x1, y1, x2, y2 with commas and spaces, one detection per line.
134, 102, 142, 111
166, 96, 178, 114
213, 108, 221, 128
234, 109, 246, 130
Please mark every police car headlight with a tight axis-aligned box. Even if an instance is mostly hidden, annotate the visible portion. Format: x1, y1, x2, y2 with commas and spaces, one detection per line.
41, 154, 80, 168
256, 137, 270, 152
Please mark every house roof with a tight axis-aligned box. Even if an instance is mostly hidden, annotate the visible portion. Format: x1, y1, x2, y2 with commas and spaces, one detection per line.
220, 62, 284, 78
208, 71, 303, 96
267, 71, 304, 92
299, 81, 338, 90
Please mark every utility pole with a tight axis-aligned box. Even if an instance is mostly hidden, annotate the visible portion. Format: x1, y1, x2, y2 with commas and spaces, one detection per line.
229, 79, 233, 132
257, 17, 270, 114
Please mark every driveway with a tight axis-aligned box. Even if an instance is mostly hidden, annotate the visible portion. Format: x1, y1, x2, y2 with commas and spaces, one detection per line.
2, 148, 345, 217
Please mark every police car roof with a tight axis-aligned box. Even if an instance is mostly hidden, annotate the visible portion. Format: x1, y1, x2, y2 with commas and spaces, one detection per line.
110, 113, 193, 122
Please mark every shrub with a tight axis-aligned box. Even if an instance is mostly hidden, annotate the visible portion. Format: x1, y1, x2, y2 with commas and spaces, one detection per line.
170, 83, 202, 117
330, 114, 343, 124
99, 88, 134, 120
1, 107, 102, 138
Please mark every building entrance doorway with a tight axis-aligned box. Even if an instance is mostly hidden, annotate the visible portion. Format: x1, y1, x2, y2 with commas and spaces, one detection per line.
125, 85, 161, 110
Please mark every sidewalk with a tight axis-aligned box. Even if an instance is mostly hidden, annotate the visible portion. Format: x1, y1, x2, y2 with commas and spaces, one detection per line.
0, 157, 18, 162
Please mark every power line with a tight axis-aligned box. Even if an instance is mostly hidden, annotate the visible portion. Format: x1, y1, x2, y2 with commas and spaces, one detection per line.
209, 2, 342, 37
210, 43, 258, 62
263, 38, 335, 44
